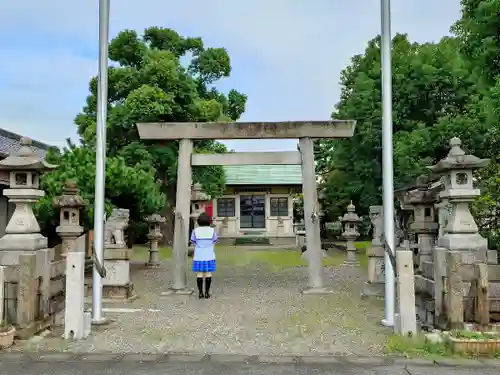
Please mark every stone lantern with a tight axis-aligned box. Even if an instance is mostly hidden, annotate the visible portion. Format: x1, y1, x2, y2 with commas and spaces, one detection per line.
407, 176, 438, 269
52, 180, 87, 259
145, 213, 165, 268
0, 137, 57, 258
342, 201, 360, 266
428, 137, 490, 263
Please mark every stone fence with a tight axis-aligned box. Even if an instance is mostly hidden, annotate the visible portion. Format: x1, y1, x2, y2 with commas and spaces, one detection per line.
358, 138, 500, 332
416, 249, 500, 330
0, 249, 65, 339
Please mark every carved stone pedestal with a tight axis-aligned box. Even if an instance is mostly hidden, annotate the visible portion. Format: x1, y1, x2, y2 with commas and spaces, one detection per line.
362, 205, 385, 298
85, 208, 137, 302
102, 247, 136, 301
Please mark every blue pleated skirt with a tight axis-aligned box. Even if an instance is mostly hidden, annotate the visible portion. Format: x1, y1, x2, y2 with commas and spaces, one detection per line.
192, 259, 216, 273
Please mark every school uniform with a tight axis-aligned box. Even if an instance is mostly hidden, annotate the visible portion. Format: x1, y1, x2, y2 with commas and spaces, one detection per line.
191, 226, 217, 273
190, 226, 217, 298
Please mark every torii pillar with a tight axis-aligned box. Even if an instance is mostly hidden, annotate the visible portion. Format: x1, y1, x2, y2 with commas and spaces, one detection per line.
137, 121, 356, 295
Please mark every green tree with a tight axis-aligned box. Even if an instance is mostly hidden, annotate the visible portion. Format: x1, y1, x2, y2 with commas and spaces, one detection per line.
36, 140, 165, 233
316, 34, 479, 218
452, 0, 500, 86
74, 27, 247, 243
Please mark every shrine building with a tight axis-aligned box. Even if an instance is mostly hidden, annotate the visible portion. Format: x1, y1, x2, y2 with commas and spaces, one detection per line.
191, 164, 304, 246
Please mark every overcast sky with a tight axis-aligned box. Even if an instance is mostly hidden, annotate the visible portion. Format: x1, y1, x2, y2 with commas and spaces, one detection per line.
0, 0, 461, 151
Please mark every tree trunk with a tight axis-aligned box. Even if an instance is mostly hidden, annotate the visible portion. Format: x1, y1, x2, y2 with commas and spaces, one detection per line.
126, 225, 135, 248
161, 207, 174, 246
159, 189, 176, 247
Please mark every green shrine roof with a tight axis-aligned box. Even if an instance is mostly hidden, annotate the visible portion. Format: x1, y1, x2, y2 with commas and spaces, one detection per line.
223, 165, 302, 185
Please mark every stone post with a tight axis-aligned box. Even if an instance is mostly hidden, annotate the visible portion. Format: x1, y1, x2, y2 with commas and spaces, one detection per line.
394, 245, 417, 336
299, 137, 331, 294
341, 201, 360, 266
362, 205, 385, 298
166, 138, 193, 295
0, 137, 57, 265
145, 214, 165, 268
53, 181, 90, 339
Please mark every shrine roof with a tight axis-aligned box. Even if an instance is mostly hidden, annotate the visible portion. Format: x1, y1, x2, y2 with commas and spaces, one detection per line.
223, 165, 302, 185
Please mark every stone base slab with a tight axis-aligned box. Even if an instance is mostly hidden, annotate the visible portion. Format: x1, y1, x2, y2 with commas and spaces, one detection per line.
0, 233, 48, 252
145, 261, 161, 268
160, 288, 194, 296
84, 279, 137, 302
361, 281, 385, 299
301, 287, 335, 295
101, 283, 137, 301
343, 260, 359, 266
365, 245, 385, 257
103, 247, 132, 260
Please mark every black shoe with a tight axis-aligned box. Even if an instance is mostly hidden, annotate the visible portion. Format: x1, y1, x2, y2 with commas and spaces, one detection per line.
196, 277, 204, 299
204, 277, 212, 299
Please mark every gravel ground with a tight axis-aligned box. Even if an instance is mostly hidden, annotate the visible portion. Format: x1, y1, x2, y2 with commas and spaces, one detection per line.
15, 253, 390, 355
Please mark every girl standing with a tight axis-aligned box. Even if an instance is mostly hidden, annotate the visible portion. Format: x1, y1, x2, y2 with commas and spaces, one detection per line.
190, 213, 217, 299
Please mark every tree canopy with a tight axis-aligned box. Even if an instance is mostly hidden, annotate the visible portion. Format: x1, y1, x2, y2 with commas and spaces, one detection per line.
37, 27, 247, 243
317, 0, 500, 247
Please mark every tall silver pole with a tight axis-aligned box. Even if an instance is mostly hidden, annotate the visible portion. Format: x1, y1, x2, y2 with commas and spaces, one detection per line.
380, 0, 395, 327
92, 0, 110, 324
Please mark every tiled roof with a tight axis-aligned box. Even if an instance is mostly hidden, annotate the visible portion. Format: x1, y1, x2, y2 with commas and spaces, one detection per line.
0, 129, 52, 159
223, 165, 302, 185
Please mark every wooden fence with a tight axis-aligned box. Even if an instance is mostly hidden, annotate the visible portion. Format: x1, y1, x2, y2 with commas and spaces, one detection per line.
0, 249, 65, 339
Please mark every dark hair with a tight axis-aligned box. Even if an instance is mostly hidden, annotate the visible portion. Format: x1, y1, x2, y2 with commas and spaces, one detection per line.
197, 212, 211, 227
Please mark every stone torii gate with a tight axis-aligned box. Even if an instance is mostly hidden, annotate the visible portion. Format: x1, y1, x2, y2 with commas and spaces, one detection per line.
137, 121, 356, 295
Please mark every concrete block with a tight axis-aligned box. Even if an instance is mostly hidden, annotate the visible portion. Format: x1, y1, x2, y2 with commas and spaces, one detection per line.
396, 250, 417, 336
64, 251, 86, 340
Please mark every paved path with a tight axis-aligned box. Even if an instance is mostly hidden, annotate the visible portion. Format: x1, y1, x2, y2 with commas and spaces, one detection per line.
21, 252, 389, 355
0, 358, 497, 375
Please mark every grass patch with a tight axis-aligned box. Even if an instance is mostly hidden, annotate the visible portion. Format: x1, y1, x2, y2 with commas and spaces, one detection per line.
132, 241, 372, 271
386, 333, 500, 359
133, 246, 172, 261
450, 330, 500, 340
234, 237, 270, 245
216, 247, 345, 270
385, 334, 451, 358
355, 241, 370, 268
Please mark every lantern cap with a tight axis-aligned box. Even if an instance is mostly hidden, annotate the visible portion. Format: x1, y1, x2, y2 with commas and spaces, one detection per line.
0, 137, 57, 171
145, 213, 166, 223
52, 180, 87, 208
342, 201, 360, 222
428, 137, 489, 173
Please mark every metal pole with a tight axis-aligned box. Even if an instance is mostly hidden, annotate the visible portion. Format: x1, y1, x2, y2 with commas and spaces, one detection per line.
380, 0, 395, 327
92, 0, 110, 324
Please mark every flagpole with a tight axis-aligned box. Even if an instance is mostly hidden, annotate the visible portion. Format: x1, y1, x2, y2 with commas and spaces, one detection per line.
380, 0, 395, 327
92, 0, 110, 324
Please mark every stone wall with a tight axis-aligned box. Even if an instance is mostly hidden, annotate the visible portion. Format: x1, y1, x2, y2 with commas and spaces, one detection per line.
0, 249, 65, 339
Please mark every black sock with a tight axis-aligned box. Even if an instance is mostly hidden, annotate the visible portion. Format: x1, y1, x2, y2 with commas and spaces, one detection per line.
196, 277, 204, 294
205, 277, 212, 294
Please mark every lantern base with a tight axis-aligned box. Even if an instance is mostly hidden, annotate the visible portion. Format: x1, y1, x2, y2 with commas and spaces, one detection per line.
0, 232, 47, 252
